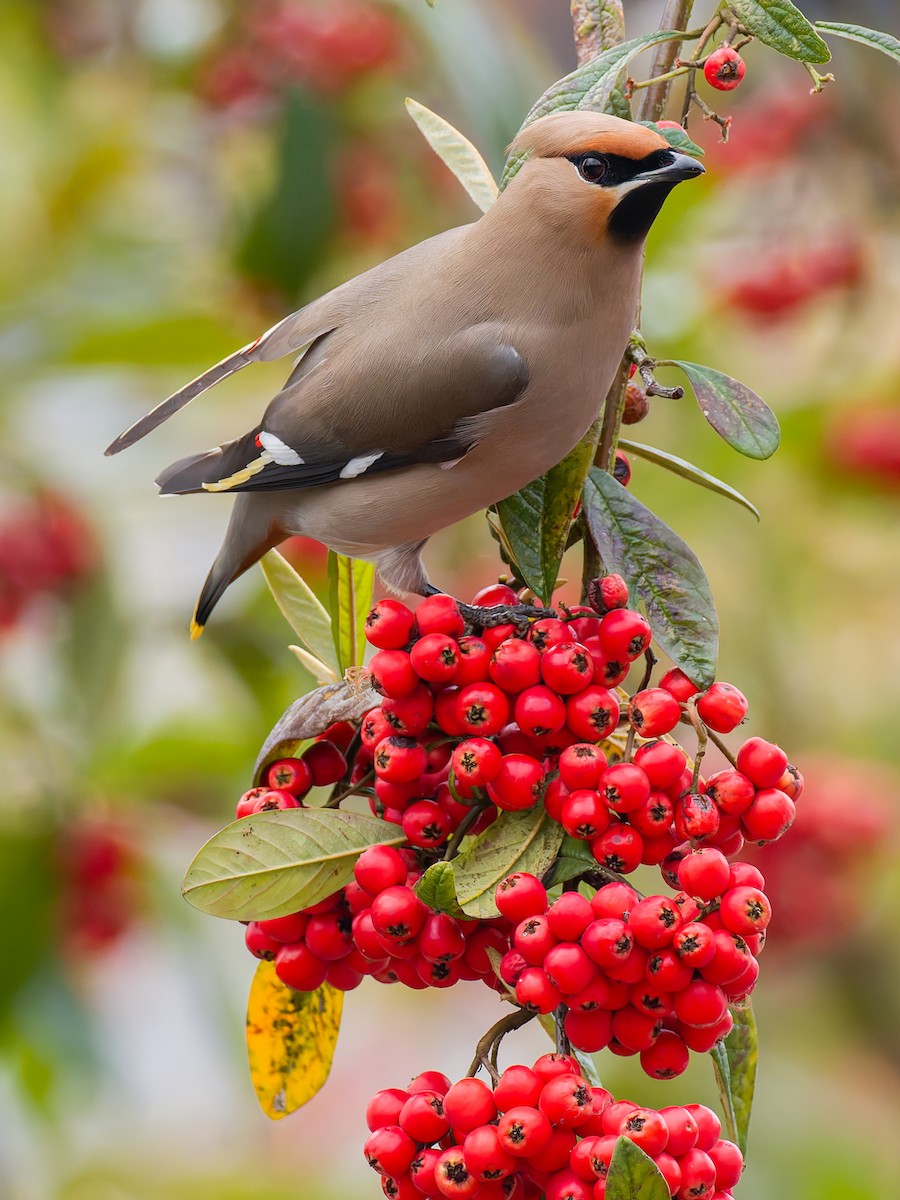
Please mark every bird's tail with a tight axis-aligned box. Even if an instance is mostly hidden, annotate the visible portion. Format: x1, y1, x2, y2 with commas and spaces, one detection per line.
190, 494, 284, 638
156, 431, 261, 496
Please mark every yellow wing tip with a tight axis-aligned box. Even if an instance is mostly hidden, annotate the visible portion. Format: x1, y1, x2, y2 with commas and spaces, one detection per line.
190, 618, 205, 641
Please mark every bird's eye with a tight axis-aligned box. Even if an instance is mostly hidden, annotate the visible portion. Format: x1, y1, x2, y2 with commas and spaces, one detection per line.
577, 156, 608, 184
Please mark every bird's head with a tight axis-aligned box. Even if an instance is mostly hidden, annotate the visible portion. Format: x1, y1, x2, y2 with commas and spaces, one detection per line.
506, 111, 704, 243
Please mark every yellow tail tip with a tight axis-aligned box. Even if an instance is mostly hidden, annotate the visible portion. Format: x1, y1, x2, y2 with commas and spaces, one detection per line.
190, 618, 205, 641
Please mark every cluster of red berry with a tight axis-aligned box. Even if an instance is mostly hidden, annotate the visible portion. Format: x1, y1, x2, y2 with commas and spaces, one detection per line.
722, 239, 864, 321
56, 818, 141, 956
0, 490, 95, 632
199, 1, 401, 110
245, 842, 510, 994
364, 1054, 743, 1200
495, 870, 767, 1077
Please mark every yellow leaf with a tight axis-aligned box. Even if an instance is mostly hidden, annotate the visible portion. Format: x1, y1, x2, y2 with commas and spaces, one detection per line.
246, 961, 344, 1119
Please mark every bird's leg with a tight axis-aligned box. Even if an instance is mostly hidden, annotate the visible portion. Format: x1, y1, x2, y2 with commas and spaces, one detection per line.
422, 584, 552, 632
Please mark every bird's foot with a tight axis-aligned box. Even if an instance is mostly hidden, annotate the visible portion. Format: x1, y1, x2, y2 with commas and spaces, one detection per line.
421, 584, 553, 632
457, 600, 552, 632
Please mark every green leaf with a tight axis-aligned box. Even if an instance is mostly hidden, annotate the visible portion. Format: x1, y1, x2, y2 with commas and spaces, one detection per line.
500, 30, 684, 187
618, 438, 760, 520
414, 860, 464, 916
582, 467, 718, 688
670, 360, 780, 461
605, 1136, 671, 1200
288, 644, 339, 685
728, 0, 831, 63
545, 835, 596, 887
328, 552, 374, 674
496, 431, 598, 605
815, 22, 900, 63
710, 1003, 759, 1155
452, 803, 564, 918
182, 809, 404, 921
246, 964, 343, 1119
261, 550, 337, 673
405, 97, 498, 213
638, 121, 704, 158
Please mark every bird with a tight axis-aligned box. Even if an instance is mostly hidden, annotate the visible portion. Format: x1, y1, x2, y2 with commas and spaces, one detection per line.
104, 111, 704, 638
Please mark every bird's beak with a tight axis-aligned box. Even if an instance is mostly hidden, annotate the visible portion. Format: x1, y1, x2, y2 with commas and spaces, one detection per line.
635, 151, 705, 184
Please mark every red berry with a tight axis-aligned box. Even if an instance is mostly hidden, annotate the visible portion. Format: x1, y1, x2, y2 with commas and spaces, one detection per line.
456, 683, 510, 737
708, 1139, 744, 1190
659, 667, 700, 702
599, 609, 651, 661
495, 872, 547, 922
677, 1148, 717, 1198
540, 642, 594, 694
591, 824, 644, 874
306, 911, 354, 960
318, 720, 356, 753
532, 1052, 581, 1081
674, 793, 720, 842
362, 708, 394, 750
564, 1006, 613, 1052
658, 1106, 699, 1156
515, 686, 568, 737
442, 1077, 497, 1133
654, 1153, 684, 1197
274, 942, 327, 992
673, 979, 727, 1027
382, 685, 435, 736
547, 892, 594, 941
450, 738, 501, 788
561, 790, 610, 840
463, 1124, 516, 1181
529, 618, 571, 653
696, 683, 748, 734
539, 1074, 592, 1127
601, 763, 651, 814
527, 1126, 577, 1173
677, 848, 731, 901
370, 649, 419, 698
634, 742, 687, 792
640, 1030, 689, 1079
416, 594, 465, 637
566, 686, 620, 741
582, 918, 634, 968
455, 636, 491, 684
673, 922, 716, 968
741, 788, 795, 842
706, 769, 755, 815
402, 800, 451, 849
544, 942, 597, 995
366, 599, 416, 649
432, 1147, 478, 1198
301, 740, 347, 787
247, 787, 302, 814
410, 633, 461, 684
628, 688, 681, 738
587, 573, 629, 614
355, 845, 408, 894
374, 736, 427, 784
684, 1104, 722, 1152
616, 1106, 669, 1157
399, 1091, 450, 1143
370, 886, 427, 942
735, 737, 788, 788
704, 45, 746, 91
629, 895, 683, 949
494, 1064, 543, 1111
365, 1126, 418, 1178
719, 886, 771, 935
487, 754, 545, 811
265, 757, 313, 796
558, 743, 607, 790
244, 922, 280, 960
729, 861, 765, 890
489, 638, 541, 692
513, 914, 557, 965
516, 966, 563, 1013
408, 1070, 451, 1096
629, 791, 674, 839
367, 1088, 410, 1131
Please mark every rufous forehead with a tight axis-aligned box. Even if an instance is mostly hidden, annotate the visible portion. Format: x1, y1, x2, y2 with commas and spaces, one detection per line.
509, 111, 668, 161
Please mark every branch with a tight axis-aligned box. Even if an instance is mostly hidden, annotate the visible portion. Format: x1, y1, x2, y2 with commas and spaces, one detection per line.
634, 0, 697, 122
571, 1, 625, 63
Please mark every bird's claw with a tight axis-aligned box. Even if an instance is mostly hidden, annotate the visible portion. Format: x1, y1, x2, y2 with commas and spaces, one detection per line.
457, 601, 552, 632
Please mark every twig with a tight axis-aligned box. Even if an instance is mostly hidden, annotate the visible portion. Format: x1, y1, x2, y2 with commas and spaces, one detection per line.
467, 1008, 538, 1081
443, 801, 489, 861
634, 0, 698, 123
706, 728, 738, 768
684, 697, 708, 790
554, 1005, 572, 1056
325, 770, 374, 808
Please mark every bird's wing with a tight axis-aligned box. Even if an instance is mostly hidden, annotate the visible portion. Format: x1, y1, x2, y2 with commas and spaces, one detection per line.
104, 227, 470, 456
154, 326, 529, 496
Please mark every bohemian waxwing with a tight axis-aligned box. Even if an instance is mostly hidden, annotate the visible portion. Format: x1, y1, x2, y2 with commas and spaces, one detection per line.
105, 111, 703, 636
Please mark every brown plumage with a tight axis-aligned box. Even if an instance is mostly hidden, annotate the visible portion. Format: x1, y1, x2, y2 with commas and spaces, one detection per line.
105, 111, 703, 636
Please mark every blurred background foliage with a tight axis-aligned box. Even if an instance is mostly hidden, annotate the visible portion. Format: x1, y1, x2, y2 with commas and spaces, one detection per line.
2, 0, 900, 1197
